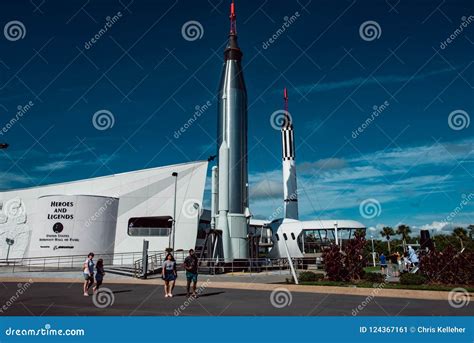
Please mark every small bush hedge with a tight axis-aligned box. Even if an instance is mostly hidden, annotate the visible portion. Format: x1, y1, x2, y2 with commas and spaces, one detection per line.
364, 271, 385, 283
400, 273, 426, 285
298, 271, 324, 282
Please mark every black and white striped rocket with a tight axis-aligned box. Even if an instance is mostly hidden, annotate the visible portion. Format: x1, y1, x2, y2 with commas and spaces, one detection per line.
281, 88, 299, 220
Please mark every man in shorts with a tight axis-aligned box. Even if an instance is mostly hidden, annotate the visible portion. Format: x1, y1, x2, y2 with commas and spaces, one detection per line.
184, 249, 199, 298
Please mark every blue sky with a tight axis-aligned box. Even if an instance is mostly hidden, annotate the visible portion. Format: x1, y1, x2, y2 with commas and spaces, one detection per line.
0, 0, 473, 237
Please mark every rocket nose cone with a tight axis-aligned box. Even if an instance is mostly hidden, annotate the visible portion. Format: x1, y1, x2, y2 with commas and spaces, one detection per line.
224, 35, 243, 61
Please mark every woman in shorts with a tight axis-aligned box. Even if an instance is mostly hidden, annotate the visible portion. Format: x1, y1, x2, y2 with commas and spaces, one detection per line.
162, 253, 177, 298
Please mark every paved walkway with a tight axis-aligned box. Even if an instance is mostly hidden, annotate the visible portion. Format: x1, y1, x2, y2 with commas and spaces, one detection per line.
1, 271, 472, 301
0, 281, 472, 316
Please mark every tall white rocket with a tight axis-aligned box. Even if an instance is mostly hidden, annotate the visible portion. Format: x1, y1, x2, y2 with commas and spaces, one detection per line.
215, 0, 249, 261
281, 88, 299, 220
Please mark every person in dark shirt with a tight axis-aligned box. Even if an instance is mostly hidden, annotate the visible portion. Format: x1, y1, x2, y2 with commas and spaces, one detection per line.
184, 249, 199, 298
93, 259, 105, 293
389, 253, 399, 277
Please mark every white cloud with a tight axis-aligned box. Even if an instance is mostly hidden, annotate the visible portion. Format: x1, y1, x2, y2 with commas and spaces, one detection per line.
295, 66, 456, 94
34, 160, 82, 172
299, 158, 347, 172
413, 221, 470, 235
250, 179, 282, 199
0, 172, 33, 188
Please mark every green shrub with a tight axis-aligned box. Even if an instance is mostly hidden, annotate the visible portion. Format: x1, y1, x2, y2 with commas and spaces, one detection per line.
298, 271, 324, 282
364, 271, 385, 283
400, 273, 426, 285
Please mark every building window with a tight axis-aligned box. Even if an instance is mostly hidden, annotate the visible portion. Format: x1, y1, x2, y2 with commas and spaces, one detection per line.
128, 216, 172, 236
283, 233, 288, 240
275, 233, 280, 241
291, 232, 296, 240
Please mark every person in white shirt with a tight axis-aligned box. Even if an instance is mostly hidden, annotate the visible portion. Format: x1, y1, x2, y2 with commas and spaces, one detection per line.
83, 252, 95, 296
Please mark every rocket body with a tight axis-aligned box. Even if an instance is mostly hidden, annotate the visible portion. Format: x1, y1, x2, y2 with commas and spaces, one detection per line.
217, 55, 248, 214
282, 89, 299, 220
216, 6, 249, 261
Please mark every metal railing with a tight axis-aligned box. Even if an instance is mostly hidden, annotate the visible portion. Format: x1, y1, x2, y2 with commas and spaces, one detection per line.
0, 251, 161, 273
193, 257, 309, 275
133, 255, 312, 278
133, 251, 188, 278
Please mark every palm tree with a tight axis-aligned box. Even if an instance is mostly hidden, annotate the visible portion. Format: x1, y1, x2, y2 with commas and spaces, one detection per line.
452, 227, 468, 249
380, 226, 395, 253
396, 224, 411, 247
452, 227, 468, 240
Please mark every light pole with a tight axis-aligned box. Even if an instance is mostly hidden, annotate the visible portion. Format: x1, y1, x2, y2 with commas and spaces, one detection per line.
170, 172, 178, 251
370, 235, 376, 267
5, 238, 14, 264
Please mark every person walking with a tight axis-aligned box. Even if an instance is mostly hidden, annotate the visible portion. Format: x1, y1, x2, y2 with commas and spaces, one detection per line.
408, 246, 419, 272
162, 253, 177, 298
396, 251, 402, 276
379, 252, 387, 276
82, 252, 95, 296
93, 258, 105, 293
402, 251, 410, 273
184, 249, 199, 298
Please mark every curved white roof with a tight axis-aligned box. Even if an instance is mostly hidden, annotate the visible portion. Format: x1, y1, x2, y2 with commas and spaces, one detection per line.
276, 218, 366, 229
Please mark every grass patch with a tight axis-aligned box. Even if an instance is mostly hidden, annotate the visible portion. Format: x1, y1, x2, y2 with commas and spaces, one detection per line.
363, 266, 379, 273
